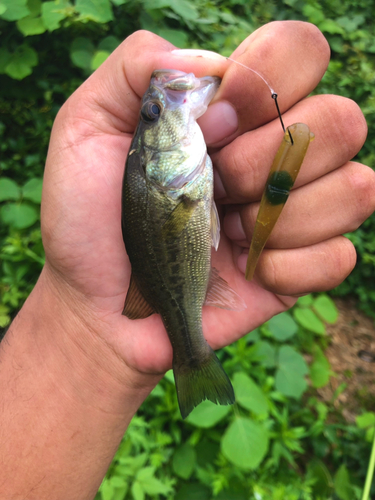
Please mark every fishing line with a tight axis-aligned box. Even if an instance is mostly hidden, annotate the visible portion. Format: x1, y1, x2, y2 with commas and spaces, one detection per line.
226, 56, 294, 145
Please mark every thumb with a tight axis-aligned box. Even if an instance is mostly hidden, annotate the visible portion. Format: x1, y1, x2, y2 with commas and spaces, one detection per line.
58, 30, 230, 136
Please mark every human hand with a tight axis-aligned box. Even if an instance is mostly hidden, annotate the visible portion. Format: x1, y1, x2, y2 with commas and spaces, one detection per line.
40, 21, 374, 389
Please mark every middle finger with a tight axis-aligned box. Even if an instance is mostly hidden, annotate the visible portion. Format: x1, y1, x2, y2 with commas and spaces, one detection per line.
224, 160, 375, 249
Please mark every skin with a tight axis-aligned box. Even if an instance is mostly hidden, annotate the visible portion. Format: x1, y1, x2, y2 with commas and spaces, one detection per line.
0, 21, 374, 499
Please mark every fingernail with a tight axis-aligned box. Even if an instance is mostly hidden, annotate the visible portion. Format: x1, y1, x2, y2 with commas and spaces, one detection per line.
171, 49, 225, 61
198, 101, 238, 145
223, 211, 246, 240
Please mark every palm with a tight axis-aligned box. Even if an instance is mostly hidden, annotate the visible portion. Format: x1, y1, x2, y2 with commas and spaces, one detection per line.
42, 114, 288, 375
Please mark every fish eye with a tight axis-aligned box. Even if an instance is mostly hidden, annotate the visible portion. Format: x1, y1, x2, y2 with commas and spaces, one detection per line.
141, 101, 162, 123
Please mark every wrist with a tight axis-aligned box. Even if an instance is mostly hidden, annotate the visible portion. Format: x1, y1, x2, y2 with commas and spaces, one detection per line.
0, 267, 162, 499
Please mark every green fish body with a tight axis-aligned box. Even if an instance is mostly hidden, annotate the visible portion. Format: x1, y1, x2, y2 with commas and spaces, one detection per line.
122, 70, 244, 418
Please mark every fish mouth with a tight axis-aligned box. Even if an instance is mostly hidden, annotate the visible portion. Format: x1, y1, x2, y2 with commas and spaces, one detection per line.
152, 69, 197, 91
151, 69, 220, 117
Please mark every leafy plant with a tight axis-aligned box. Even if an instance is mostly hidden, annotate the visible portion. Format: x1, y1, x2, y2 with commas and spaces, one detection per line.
0, 177, 44, 328
1, 0, 375, 497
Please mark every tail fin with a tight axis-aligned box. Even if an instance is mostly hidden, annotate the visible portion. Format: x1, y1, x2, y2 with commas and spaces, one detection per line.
174, 348, 235, 419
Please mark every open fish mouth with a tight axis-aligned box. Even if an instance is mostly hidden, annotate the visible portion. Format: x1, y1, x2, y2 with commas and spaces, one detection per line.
151, 69, 197, 90
150, 69, 221, 117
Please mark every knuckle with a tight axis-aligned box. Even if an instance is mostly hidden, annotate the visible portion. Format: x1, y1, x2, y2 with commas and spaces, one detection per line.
340, 98, 368, 155
258, 251, 284, 292
220, 143, 257, 200
325, 237, 357, 286
344, 162, 375, 228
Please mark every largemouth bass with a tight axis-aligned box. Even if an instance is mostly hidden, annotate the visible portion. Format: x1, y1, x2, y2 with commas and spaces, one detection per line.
121, 69, 245, 418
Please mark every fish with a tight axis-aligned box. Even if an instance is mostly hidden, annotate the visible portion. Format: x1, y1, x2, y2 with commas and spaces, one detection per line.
121, 69, 245, 419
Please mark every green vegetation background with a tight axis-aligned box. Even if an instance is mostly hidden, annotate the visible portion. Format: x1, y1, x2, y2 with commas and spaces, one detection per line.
1, 0, 375, 499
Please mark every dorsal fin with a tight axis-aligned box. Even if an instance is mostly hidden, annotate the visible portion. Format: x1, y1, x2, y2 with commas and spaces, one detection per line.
123, 274, 155, 319
205, 268, 246, 311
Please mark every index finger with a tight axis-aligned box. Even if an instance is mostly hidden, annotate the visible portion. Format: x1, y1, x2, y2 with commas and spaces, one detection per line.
200, 21, 330, 146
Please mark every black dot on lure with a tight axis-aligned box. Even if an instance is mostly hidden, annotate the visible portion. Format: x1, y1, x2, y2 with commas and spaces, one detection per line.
265, 171, 294, 205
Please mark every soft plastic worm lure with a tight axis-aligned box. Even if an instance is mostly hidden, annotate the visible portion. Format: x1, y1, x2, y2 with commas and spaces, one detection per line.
245, 123, 314, 281
224, 59, 314, 281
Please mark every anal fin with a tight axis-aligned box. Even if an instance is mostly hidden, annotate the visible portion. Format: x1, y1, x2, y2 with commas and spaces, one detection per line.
123, 274, 155, 319
205, 268, 246, 311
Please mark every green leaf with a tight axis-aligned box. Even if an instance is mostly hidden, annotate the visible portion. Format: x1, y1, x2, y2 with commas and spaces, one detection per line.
219, 11, 237, 24
337, 14, 364, 32
275, 345, 308, 399
17, 15, 46, 35
356, 412, 375, 429
334, 464, 352, 500
319, 19, 345, 35
149, 383, 164, 398
0, 0, 29, 21
307, 459, 334, 498
41, 0, 70, 32
255, 341, 276, 368
22, 178, 43, 203
158, 29, 188, 48
75, 0, 113, 23
175, 483, 210, 500
70, 37, 95, 70
5, 45, 38, 80
136, 467, 173, 496
27, 0, 41, 16
302, 4, 324, 24
142, 0, 170, 9
268, 312, 298, 341
310, 346, 331, 388
164, 369, 175, 384
196, 439, 219, 467
0, 178, 20, 201
221, 417, 269, 470
1, 203, 39, 228
0, 304, 11, 328
172, 442, 196, 479
293, 307, 326, 335
97, 35, 120, 53
245, 329, 260, 343
168, 0, 198, 21
313, 295, 338, 324
356, 412, 375, 441
0, 48, 11, 73
91, 50, 109, 70
232, 372, 268, 415
297, 294, 313, 307
186, 400, 230, 428
131, 481, 144, 500
100, 478, 115, 500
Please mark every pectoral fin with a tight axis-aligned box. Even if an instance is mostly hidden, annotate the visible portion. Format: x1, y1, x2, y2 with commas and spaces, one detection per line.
205, 268, 246, 311
123, 274, 155, 319
162, 196, 198, 238
211, 201, 220, 251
